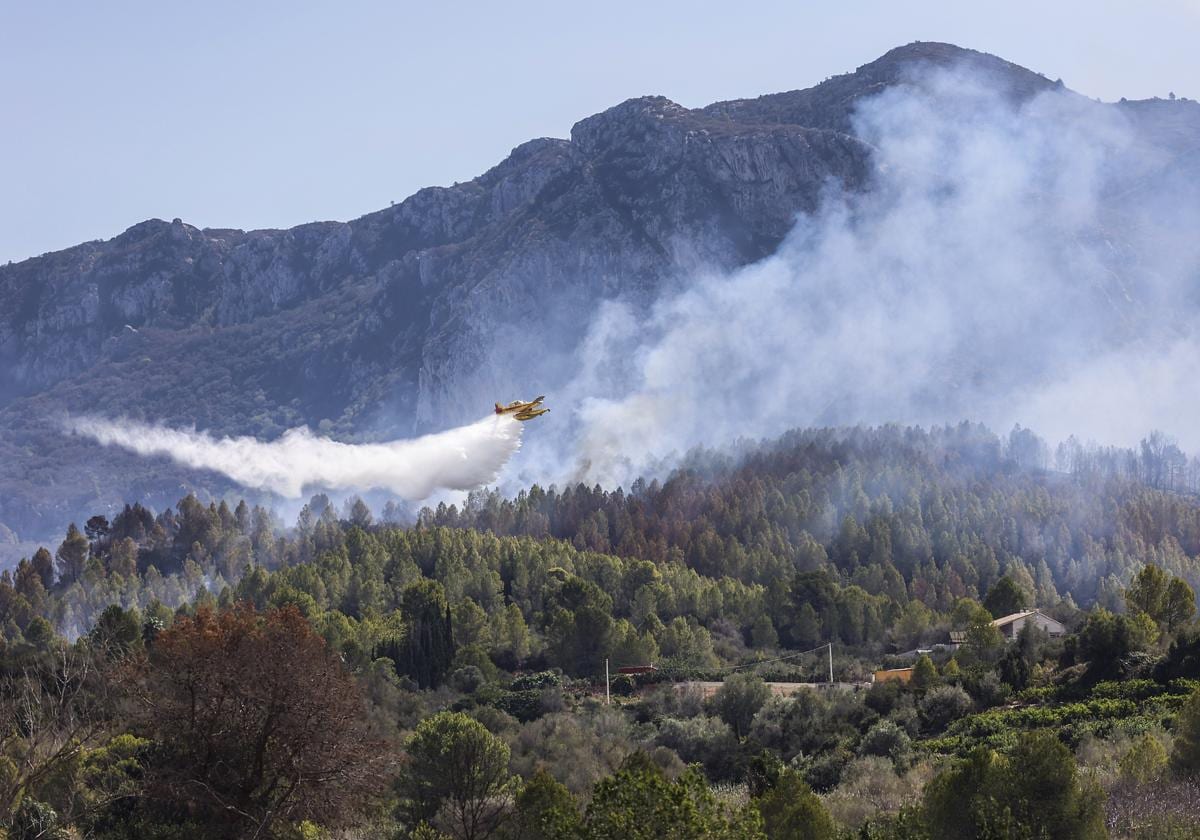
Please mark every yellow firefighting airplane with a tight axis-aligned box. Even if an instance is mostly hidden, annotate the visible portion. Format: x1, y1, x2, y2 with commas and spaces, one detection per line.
494, 396, 549, 421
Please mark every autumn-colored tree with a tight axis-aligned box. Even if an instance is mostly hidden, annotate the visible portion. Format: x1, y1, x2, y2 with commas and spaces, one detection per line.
135, 603, 388, 838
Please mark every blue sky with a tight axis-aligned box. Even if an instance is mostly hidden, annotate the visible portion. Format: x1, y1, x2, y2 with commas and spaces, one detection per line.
2, 0, 1198, 264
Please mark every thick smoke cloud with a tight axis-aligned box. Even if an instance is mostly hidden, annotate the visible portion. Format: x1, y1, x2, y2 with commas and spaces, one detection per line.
513, 66, 1200, 489
67, 414, 524, 499
64, 64, 1200, 505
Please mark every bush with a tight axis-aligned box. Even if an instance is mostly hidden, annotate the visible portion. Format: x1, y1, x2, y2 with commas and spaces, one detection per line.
824, 756, 930, 830
511, 670, 563, 692
749, 691, 841, 761
492, 689, 547, 722
653, 715, 743, 781
865, 680, 903, 716
967, 670, 1011, 708
858, 720, 912, 767
508, 711, 638, 797
803, 747, 853, 792
1157, 630, 1200, 682
920, 685, 973, 733
581, 756, 761, 839
449, 666, 486, 693
1120, 733, 1168, 784
610, 674, 637, 696
708, 673, 770, 738
10, 799, 64, 840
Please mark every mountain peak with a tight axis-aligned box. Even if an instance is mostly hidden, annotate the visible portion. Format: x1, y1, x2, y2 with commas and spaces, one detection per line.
862, 40, 1058, 94
703, 41, 1058, 132
569, 96, 692, 154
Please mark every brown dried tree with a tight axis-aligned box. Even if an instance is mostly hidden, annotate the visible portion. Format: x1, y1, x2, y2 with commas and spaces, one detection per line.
135, 603, 390, 838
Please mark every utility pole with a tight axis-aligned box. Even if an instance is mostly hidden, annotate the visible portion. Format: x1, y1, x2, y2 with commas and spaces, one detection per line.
828, 642, 833, 684
605, 658, 611, 705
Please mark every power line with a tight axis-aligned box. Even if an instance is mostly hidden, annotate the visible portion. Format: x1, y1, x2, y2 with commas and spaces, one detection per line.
725, 641, 833, 674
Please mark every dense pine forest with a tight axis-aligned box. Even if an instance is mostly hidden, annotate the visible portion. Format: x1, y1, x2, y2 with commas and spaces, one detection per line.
5, 424, 1200, 838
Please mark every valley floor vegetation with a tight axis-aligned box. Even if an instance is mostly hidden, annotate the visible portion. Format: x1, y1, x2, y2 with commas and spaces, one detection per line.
3, 424, 1200, 837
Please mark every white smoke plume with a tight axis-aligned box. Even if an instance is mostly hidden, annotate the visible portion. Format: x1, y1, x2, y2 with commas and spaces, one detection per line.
511, 64, 1200, 489
67, 414, 524, 499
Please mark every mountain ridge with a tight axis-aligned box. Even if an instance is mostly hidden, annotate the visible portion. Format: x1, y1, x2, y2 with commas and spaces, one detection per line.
1, 41, 1197, 547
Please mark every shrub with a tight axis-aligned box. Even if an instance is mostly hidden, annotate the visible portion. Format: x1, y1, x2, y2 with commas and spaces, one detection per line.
858, 720, 912, 767
492, 689, 546, 722
708, 673, 770, 738
610, 674, 637, 696
966, 670, 1010, 708
920, 685, 973, 733
653, 715, 743, 781
803, 747, 853, 792
10, 799, 64, 840
449, 666, 486, 694
511, 670, 563, 692
1120, 733, 1168, 784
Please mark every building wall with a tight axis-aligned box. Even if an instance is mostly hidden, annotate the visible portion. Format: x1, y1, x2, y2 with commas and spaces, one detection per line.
1007, 612, 1066, 638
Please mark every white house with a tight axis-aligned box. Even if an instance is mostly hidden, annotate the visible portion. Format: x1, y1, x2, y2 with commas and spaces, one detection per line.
949, 609, 1067, 646
991, 609, 1066, 640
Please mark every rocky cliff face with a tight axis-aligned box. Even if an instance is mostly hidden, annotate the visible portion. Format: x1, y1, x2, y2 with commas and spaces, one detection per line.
0, 41, 1196, 543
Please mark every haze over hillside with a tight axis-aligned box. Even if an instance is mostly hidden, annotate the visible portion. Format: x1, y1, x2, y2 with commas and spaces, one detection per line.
1, 41, 1198, 544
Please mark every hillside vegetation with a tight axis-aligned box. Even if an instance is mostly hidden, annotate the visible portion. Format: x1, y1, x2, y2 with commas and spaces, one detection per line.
0, 425, 1199, 836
